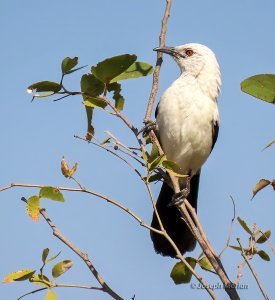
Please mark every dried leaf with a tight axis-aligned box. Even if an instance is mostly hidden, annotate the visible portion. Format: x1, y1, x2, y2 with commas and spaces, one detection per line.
252, 179, 271, 200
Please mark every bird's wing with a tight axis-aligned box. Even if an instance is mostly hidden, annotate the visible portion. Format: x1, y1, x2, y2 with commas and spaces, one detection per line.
211, 119, 219, 152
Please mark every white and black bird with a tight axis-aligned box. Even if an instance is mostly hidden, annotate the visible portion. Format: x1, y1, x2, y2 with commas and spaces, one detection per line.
150, 43, 221, 258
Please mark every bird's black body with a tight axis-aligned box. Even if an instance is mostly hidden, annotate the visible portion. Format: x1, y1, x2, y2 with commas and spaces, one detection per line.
150, 173, 200, 258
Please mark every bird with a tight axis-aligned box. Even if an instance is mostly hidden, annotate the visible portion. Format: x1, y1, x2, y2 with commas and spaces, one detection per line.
150, 43, 221, 258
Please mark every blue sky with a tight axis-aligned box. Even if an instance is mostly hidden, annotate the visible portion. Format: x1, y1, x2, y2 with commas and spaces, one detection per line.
1, 1, 275, 299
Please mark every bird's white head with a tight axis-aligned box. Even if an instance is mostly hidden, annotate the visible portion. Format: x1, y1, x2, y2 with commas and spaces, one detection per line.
154, 43, 221, 99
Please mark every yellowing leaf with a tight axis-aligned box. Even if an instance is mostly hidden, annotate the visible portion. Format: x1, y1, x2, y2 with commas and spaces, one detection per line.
252, 179, 271, 200
45, 289, 57, 300
162, 160, 188, 178
26, 195, 40, 221
3, 269, 36, 283
198, 257, 213, 271
39, 187, 64, 202
29, 274, 51, 287
52, 260, 73, 278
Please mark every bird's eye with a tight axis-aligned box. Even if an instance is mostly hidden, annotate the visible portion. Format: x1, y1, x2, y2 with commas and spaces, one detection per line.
185, 49, 194, 57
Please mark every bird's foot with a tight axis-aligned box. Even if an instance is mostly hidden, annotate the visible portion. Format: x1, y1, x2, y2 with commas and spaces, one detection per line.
168, 176, 191, 207
138, 120, 158, 138
168, 189, 189, 206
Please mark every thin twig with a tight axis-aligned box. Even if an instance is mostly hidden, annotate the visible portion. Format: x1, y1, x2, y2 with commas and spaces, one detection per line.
39, 208, 124, 300
2, 182, 162, 235
74, 135, 144, 178
235, 259, 246, 285
219, 196, 236, 258
183, 199, 240, 299
144, 0, 172, 121
17, 284, 103, 300
145, 181, 218, 300
104, 131, 143, 160
237, 238, 270, 300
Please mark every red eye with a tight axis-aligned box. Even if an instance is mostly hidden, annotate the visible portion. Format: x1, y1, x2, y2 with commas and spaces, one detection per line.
185, 49, 194, 57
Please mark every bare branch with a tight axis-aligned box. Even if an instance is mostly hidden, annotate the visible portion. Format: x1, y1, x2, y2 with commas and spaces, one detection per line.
2, 182, 162, 234
144, 0, 172, 121
237, 238, 270, 300
17, 284, 103, 300
39, 208, 124, 300
219, 196, 236, 258
74, 135, 144, 178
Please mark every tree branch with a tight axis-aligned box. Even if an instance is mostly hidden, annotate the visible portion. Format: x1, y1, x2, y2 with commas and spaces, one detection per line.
39, 207, 124, 300
144, 0, 172, 121
237, 238, 270, 300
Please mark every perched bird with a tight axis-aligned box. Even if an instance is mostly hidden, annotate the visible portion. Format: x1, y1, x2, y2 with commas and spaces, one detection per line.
150, 43, 221, 258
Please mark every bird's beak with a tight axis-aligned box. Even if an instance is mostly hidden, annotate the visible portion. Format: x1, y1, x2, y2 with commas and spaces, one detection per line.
153, 46, 177, 56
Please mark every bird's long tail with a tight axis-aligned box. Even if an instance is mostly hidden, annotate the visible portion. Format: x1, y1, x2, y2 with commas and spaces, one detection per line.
150, 173, 200, 258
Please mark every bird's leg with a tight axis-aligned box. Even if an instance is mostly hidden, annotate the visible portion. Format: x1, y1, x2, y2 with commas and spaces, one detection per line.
168, 176, 191, 206
138, 120, 158, 137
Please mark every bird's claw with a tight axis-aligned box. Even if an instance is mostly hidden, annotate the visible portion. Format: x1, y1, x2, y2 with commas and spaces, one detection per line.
138, 120, 158, 137
168, 188, 190, 207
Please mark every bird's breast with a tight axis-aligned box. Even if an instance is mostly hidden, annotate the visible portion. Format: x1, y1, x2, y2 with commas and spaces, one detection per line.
156, 82, 218, 175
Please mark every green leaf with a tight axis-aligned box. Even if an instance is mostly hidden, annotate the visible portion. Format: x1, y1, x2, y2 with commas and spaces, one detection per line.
237, 217, 252, 235
106, 82, 124, 111
29, 274, 51, 287
170, 257, 196, 284
111, 61, 154, 82
256, 230, 271, 244
42, 248, 50, 264
27, 81, 61, 93
198, 257, 213, 271
91, 54, 137, 83
3, 270, 36, 283
52, 260, 73, 278
257, 250, 270, 261
251, 179, 271, 200
148, 154, 166, 172
81, 74, 105, 97
162, 160, 188, 178
241, 74, 275, 104
26, 195, 40, 221
148, 143, 159, 164
61, 57, 78, 74
148, 173, 163, 183
45, 289, 57, 300
84, 105, 95, 141
46, 251, 61, 263
83, 96, 107, 109
39, 187, 64, 202
229, 245, 242, 251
